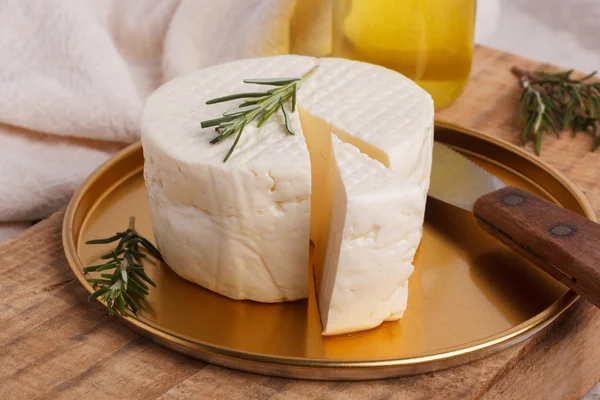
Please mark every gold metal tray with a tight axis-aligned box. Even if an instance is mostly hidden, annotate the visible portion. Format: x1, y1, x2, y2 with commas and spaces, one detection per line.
63, 123, 596, 380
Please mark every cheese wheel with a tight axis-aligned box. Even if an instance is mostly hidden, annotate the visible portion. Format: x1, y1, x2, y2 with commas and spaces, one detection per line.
142, 55, 433, 312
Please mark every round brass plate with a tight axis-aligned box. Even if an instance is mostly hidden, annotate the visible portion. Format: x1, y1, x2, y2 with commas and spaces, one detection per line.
63, 123, 596, 380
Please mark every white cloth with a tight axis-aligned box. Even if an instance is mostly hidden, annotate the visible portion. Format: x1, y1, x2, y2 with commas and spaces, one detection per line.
0, 0, 330, 241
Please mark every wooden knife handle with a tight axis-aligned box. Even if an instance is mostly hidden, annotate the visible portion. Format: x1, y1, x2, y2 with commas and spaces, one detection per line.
473, 186, 600, 309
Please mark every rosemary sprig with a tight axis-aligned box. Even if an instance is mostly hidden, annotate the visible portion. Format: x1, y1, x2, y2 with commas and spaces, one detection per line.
512, 66, 600, 154
201, 65, 319, 162
84, 216, 162, 316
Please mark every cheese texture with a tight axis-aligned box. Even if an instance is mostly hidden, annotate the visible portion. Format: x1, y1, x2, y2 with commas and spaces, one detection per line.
142, 55, 433, 314
318, 135, 424, 335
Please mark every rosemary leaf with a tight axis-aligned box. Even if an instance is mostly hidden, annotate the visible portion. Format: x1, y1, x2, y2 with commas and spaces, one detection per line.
523, 114, 535, 143
291, 85, 297, 112
206, 92, 268, 104
87, 278, 113, 285
542, 110, 559, 135
139, 238, 162, 259
518, 92, 528, 119
257, 103, 280, 128
563, 107, 574, 131
210, 135, 225, 144
83, 262, 116, 273
280, 100, 294, 135
201, 116, 237, 129
137, 270, 157, 288
129, 249, 147, 259
127, 285, 147, 299
85, 233, 122, 245
122, 279, 150, 297
124, 252, 135, 268
223, 122, 245, 163
129, 273, 150, 291
101, 249, 125, 259
89, 288, 108, 301
122, 292, 139, 313
593, 97, 600, 118
243, 96, 269, 104
223, 105, 260, 116
580, 71, 597, 81
116, 294, 126, 316
116, 235, 130, 252
243, 77, 299, 85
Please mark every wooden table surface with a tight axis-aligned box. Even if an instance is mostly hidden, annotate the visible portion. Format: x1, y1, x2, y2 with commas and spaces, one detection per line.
2, 46, 600, 400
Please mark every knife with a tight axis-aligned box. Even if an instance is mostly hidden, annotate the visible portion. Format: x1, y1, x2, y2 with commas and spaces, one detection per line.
429, 142, 600, 309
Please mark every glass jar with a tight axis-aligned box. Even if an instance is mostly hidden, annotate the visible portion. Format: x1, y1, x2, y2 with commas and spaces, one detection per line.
332, 0, 476, 109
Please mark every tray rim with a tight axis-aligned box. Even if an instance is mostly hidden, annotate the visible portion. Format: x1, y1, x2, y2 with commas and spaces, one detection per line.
62, 122, 596, 380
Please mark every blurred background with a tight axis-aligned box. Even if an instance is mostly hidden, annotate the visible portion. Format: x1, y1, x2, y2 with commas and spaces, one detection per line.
480, 0, 600, 73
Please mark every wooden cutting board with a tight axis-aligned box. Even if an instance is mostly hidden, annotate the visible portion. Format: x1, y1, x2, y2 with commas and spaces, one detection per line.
1, 45, 600, 400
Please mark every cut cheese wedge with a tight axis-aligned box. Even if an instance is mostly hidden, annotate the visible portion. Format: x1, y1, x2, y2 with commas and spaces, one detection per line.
318, 135, 425, 335
142, 55, 433, 317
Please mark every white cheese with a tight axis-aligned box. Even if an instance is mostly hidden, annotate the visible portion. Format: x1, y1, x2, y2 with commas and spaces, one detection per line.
318, 135, 424, 335
142, 56, 316, 303
142, 55, 433, 310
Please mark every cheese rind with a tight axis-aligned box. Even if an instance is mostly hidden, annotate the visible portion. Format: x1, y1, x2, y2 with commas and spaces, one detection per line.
319, 136, 425, 335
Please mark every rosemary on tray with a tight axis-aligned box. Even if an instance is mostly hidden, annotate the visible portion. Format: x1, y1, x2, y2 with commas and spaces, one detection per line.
201, 65, 319, 162
512, 66, 600, 155
84, 216, 162, 316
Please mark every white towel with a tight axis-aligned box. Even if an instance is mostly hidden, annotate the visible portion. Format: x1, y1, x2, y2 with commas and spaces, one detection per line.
0, 0, 514, 241
0, 0, 333, 240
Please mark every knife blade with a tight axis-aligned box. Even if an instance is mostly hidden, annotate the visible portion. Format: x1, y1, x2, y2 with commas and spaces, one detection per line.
428, 142, 600, 309
430, 142, 506, 211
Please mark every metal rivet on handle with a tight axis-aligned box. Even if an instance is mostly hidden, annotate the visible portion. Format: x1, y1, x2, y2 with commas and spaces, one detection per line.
503, 194, 525, 206
550, 224, 575, 237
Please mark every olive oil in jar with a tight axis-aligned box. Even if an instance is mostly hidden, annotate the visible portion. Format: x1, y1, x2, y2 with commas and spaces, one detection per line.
332, 0, 475, 109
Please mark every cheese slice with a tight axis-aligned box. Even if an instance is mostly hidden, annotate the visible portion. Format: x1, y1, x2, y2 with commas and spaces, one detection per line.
142, 55, 433, 311
318, 135, 424, 335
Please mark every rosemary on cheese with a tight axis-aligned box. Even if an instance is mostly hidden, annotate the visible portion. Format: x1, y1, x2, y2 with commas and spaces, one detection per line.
201, 65, 319, 162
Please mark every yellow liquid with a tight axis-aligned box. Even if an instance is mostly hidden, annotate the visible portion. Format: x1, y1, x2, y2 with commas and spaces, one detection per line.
332, 0, 475, 109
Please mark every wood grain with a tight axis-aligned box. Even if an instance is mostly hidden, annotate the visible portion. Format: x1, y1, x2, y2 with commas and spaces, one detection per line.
2, 46, 600, 399
474, 186, 600, 309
